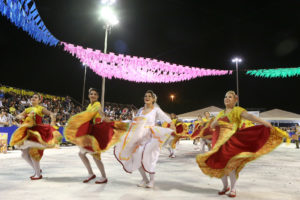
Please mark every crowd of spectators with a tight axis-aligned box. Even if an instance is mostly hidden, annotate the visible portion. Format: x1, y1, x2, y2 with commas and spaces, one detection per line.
0, 89, 81, 127
104, 103, 137, 121
0, 88, 138, 128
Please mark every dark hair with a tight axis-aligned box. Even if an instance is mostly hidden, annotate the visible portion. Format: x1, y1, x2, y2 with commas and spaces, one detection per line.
32, 93, 42, 100
89, 88, 99, 96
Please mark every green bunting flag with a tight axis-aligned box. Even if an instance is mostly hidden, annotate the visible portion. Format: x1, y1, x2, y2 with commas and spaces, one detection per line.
246, 67, 300, 78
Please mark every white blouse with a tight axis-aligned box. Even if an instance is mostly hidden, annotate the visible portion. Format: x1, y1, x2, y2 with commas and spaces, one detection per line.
136, 106, 171, 126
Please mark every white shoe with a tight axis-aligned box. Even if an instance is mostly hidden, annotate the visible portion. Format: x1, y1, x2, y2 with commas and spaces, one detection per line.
137, 180, 149, 187
170, 154, 175, 158
146, 181, 154, 188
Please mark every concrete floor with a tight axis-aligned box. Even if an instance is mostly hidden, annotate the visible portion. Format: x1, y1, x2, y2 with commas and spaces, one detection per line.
0, 141, 299, 200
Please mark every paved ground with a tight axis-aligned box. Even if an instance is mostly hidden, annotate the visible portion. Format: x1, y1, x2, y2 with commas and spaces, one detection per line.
0, 141, 299, 200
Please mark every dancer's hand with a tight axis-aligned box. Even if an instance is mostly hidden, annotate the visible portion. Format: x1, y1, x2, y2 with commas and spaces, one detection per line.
103, 117, 111, 122
263, 121, 272, 128
133, 117, 144, 121
210, 120, 219, 129
16, 115, 24, 120
50, 113, 57, 120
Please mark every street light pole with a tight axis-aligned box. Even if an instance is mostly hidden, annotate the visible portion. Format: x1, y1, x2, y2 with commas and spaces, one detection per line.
101, 25, 109, 110
232, 58, 242, 106
99, 0, 118, 111
235, 61, 239, 106
81, 65, 87, 106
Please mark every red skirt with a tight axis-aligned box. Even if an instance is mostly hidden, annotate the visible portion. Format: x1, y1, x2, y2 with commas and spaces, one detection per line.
207, 125, 270, 169
196, 124, 288, 178
64, 110, 129, 158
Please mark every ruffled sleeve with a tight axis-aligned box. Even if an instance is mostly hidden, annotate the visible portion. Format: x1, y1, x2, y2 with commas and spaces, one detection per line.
232, 106, 246, 124
86, 102, 102, 119
36, 106, 44, 117
136, 108, 143, 117
24, 107, 31, 114
215, 110, 224, 120
87, 102, 101, 112
155, 107, 171, 123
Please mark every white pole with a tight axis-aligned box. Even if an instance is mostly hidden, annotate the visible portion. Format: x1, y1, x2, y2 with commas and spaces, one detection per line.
235, 61, 240, 106
82, 65, 87, 106
101, 25, 109, 110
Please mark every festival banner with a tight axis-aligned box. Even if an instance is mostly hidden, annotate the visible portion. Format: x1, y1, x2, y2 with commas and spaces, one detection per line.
61, 42, 232, 83
246, 67, 300, 78
0, 0, 59, 46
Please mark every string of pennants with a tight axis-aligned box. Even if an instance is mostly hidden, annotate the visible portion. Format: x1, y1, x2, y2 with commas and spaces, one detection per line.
1, 0, 299, 80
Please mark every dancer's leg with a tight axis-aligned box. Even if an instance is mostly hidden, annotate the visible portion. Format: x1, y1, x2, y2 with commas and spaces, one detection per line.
221, 175, 228, 189
93, 156, 107, 183
229, 170, 237, 191
21, 149, 34, 169
228, 170, 237, 197
218, 175, 230, 195
79, 151, 96, 182
146, 173, 155, 188
167, 147, 172, 155
164, 137, 174, 157
137, 167, 149, 187
170, 148, 176, 158
198, 139, 206, 153
79, 152, 94, 175
295, 140, 299, 149
31, 158, 41, 178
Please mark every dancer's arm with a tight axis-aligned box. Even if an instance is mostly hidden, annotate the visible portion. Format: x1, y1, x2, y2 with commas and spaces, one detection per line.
241, 111, 272, 128
155, 108, 175, 130
156, 108, 171, 122
42, 108, 57, 126
16, 111, 26, 120
97, 106, 111, 122
210, 118, 219, 129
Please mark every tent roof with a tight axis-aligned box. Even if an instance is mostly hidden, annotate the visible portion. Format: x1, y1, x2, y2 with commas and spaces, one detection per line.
178, 106, 223, 119
260, 109, 300, 121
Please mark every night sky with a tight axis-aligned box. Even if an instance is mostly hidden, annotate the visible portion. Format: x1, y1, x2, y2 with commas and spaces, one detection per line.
1, 0, 300, 114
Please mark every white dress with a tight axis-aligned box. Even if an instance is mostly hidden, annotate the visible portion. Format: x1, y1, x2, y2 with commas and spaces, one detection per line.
114, 106, 173, 174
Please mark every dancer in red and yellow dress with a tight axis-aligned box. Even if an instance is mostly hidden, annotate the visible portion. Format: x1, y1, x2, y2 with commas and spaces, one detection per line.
64, 88, 129, 184
192, 115, 203, 147
191, 112, 213, 152
196, 91, 289, 197
10, 94, 62, 180
239, 119, 254, 129
163, 113, 188, 158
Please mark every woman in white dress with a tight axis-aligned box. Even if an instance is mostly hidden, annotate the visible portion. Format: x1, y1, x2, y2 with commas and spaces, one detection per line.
114, 90, 175, 188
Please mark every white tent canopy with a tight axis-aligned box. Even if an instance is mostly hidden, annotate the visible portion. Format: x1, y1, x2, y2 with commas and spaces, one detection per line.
178, 106, 223, 120
260, 109, 300, 123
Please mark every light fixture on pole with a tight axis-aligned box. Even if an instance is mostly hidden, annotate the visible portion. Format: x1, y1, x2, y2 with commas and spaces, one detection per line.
101, 0, 116, 5
232, 57, 242, 106
170, 94, 175, 102
81, 64, 87, 106
99, 1, 119, 110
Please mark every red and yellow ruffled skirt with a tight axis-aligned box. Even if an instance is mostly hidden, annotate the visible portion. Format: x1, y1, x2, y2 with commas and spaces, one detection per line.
190, 119, 214, 140
64, 110, 129, 160
162, 122, 189, 149
10, 116, 62, 161
196, 122, 289, 179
